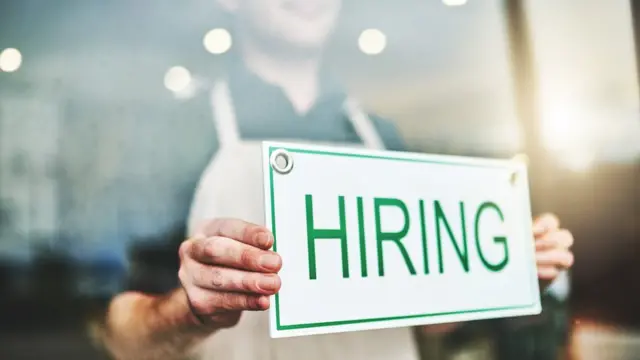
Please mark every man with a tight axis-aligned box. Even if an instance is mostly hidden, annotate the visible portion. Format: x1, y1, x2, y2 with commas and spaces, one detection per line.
94, 0, 574, 359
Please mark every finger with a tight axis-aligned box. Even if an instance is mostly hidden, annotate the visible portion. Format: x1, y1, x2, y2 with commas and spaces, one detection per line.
187, 288, 270, 315
535, 229, 574, 250
537, 266, 559, 280
212, 291, 271, 312
536, 250, 574, 268
189, 236, 282, 273
187, 261, 281, 295
197, 218, 273, 250
533, 213, 560, 236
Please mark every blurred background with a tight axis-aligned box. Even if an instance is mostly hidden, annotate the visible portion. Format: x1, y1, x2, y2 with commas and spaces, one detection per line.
0, 0, 638, 359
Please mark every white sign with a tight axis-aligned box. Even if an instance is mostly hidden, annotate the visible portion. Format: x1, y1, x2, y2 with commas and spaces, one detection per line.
262, 142, 541, 339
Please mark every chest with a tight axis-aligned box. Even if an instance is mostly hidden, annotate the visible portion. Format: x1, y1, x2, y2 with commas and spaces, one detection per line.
237, 114, 365, 146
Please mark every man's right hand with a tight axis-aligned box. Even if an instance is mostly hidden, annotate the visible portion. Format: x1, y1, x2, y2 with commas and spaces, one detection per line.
178, 218, 282, 328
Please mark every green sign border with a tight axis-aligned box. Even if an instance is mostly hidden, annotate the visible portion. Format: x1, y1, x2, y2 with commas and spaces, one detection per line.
268, 146, 538, 331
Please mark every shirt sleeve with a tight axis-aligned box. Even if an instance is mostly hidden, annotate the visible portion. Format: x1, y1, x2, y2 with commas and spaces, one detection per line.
125, 232, 183, 295
369, 114, 409, 152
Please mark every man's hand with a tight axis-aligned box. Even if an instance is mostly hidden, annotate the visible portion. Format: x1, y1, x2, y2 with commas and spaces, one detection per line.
533, 213, 574, 289
178, 218, 282, 328
97, 219, 279, 360
421, 213, 575, 336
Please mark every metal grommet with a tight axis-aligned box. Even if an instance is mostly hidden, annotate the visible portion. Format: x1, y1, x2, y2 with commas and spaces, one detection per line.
510, 171, 518, 185
270, 148, 294, 175
510, 154, 527, 186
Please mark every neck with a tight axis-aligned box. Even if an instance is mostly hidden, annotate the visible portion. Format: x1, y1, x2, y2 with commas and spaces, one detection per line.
239, 39, 322, 114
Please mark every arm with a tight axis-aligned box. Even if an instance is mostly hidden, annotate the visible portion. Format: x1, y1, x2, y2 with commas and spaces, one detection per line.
92, 219, 282, 360
95, 289, 213, 360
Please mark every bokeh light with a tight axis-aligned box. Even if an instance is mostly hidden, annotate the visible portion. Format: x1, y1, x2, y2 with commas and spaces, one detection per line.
163, 66, 192, 92
358, 29, 387, 55
443, 0, 468, 6
203, 28, 233, 55
0, 48, 23, 72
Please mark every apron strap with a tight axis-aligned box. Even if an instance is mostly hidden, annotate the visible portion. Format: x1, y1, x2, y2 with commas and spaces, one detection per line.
210, 80, 241, 147
211, 80, 386, 150
344, 98, 386, 150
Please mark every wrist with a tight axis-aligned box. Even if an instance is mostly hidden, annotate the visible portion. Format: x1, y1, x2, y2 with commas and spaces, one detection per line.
163, 288, 219, 334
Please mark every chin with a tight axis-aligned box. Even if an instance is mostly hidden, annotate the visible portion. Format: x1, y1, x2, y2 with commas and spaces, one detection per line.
286, 36, 329, 50
256, 30, 326, 54
279, 27, 333, 47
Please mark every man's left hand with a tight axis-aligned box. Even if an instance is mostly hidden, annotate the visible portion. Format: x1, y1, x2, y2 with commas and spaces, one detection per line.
421, 214, 574, 336
533, 213, 574, 290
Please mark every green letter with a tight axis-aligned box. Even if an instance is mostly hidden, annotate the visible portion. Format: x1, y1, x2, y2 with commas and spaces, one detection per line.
306, 194, 349, 280
419, 200, 430, 275
435, 201, 469, 273
357, 197, 368, 278
474, 202, 509, 272
374, 198, 416, 276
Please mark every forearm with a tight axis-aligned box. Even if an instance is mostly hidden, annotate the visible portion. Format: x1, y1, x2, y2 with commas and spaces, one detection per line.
95, 288, 215, 360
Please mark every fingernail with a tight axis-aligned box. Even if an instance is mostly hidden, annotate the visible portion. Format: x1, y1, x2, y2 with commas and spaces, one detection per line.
255, 232, 272, 248
258, 276, 279, 292
533, 223, 546, 234
260, 254, 281, 271
258, 296, 270, 310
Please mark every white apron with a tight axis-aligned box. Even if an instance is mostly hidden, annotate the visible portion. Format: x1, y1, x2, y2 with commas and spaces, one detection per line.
187, 81, 420, 360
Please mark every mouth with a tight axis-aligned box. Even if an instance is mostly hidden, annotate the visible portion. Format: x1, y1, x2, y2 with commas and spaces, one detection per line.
281, 0, 328, 20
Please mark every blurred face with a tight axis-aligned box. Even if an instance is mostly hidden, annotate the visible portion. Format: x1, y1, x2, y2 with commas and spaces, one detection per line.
223, 0, 342, 50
